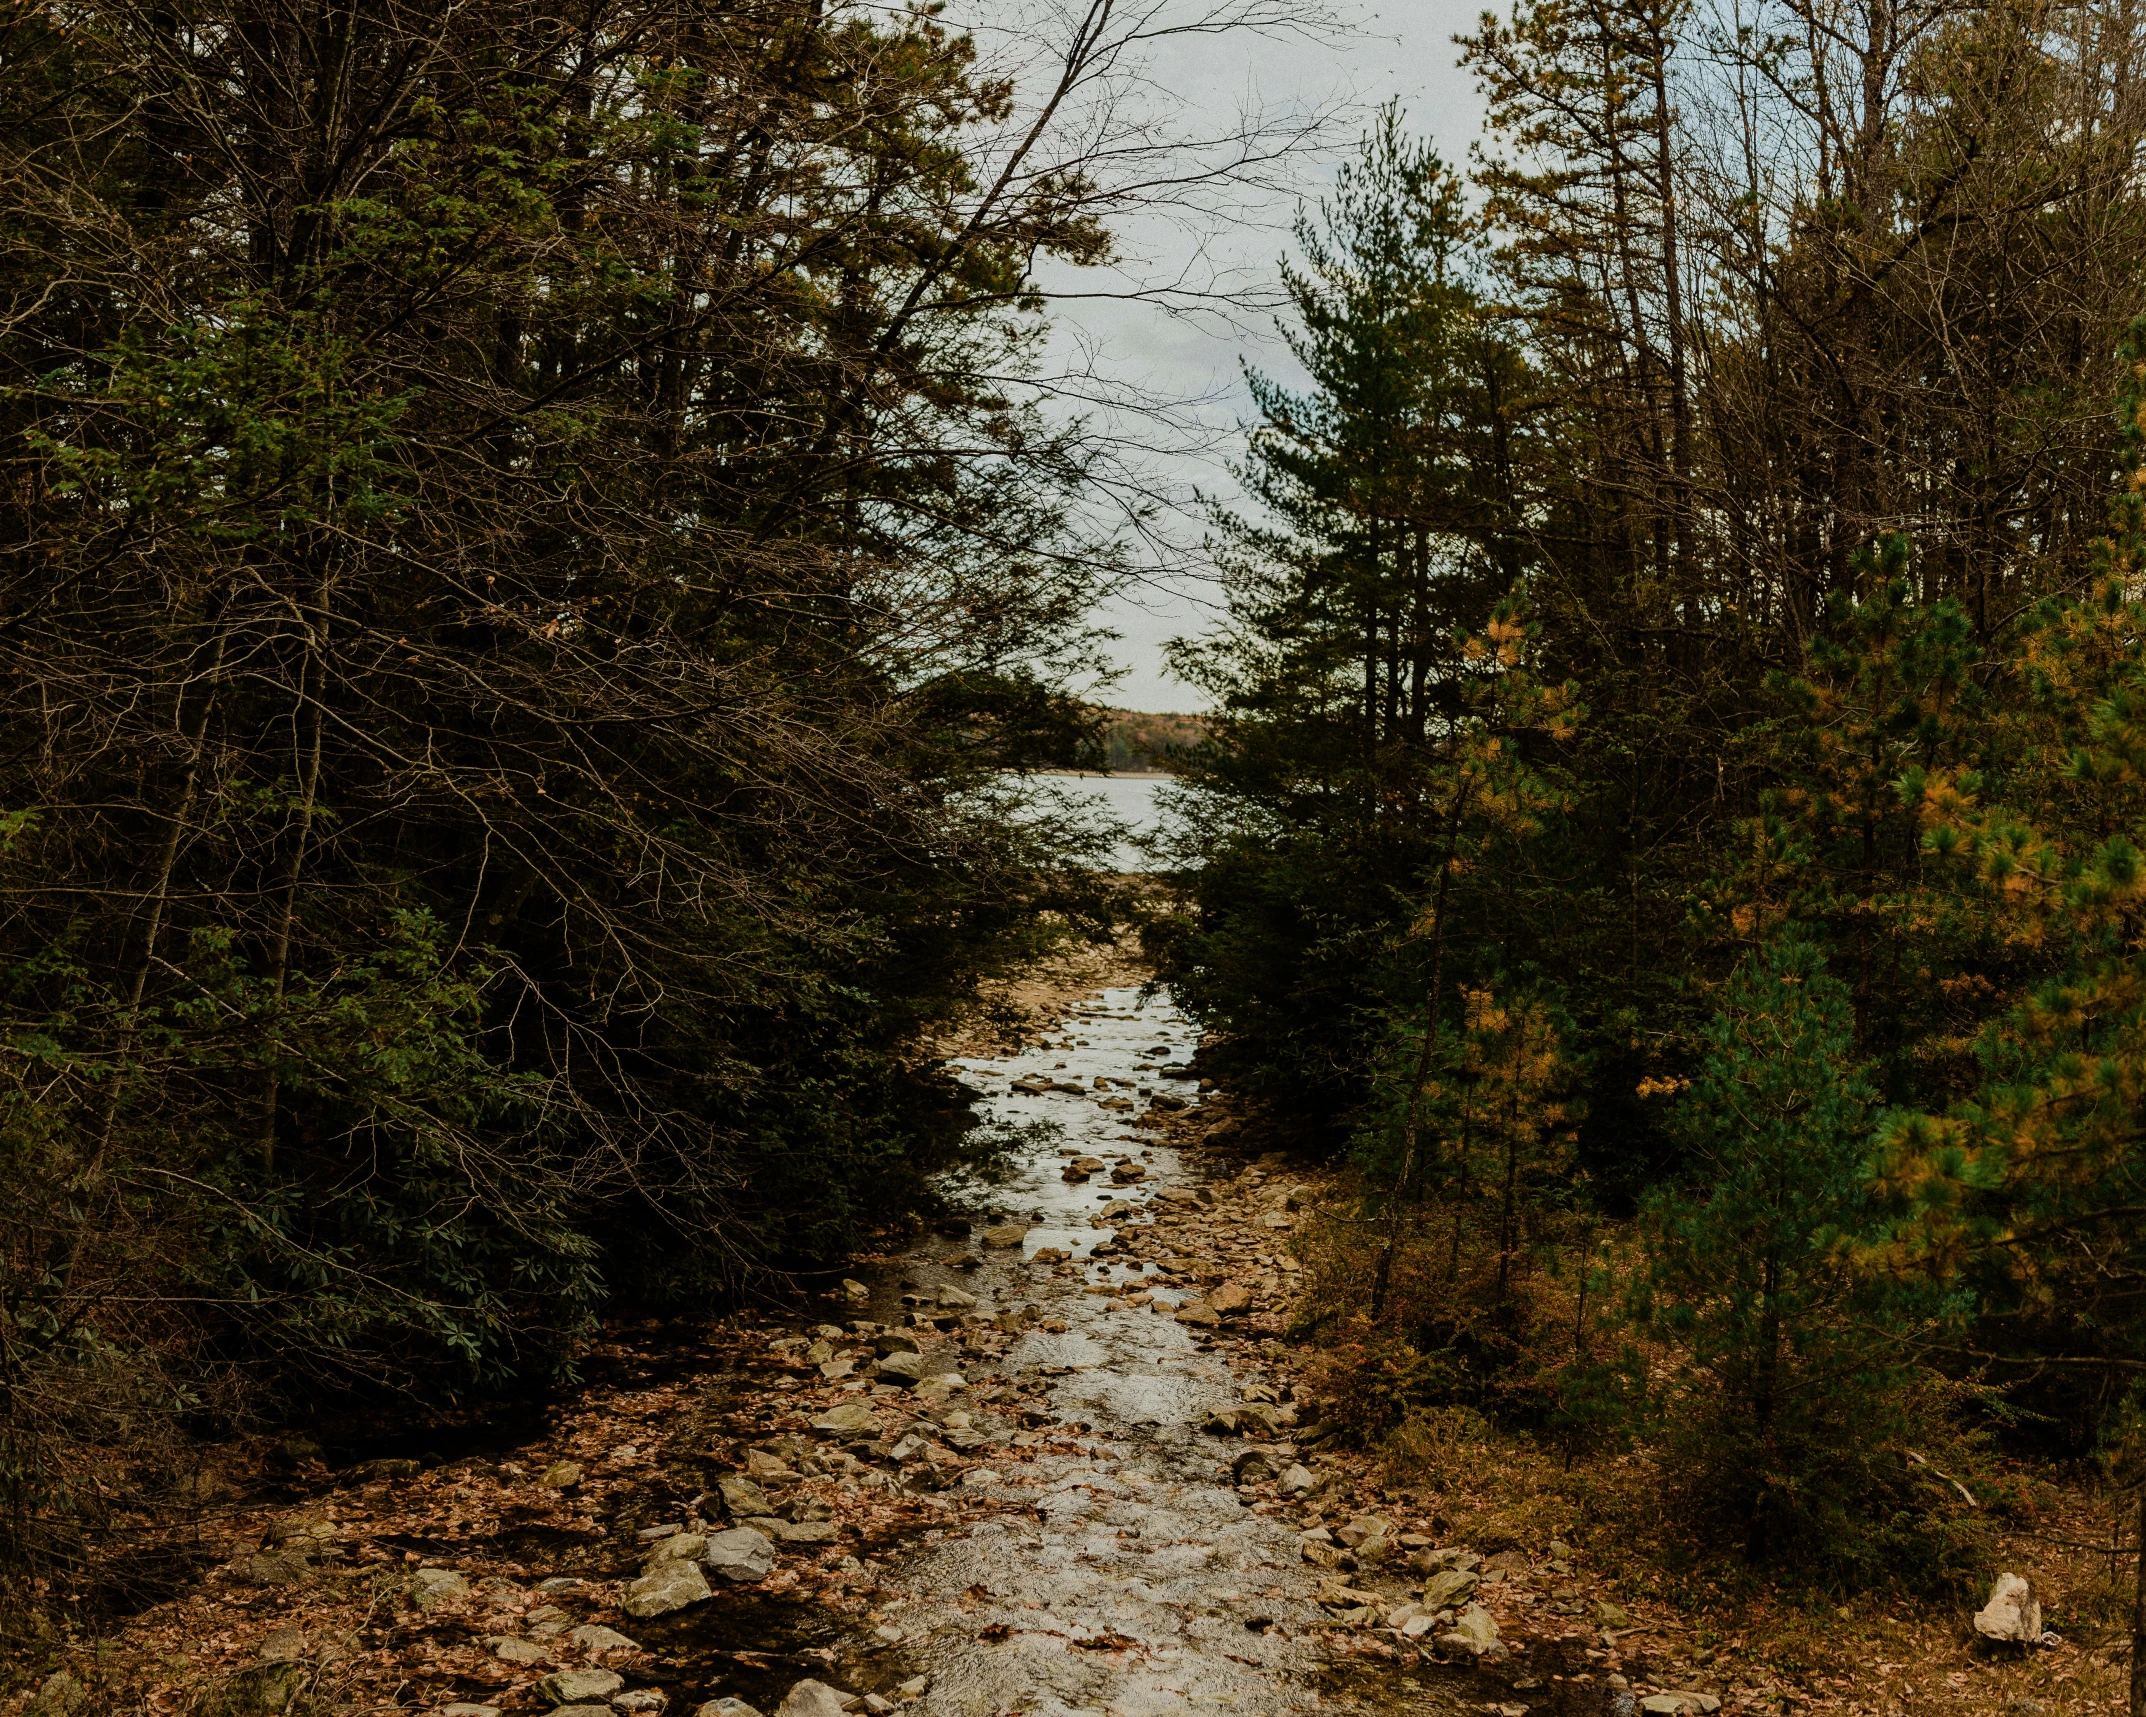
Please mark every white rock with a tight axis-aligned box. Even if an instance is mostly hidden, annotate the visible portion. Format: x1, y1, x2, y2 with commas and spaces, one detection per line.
1974, 1572, 2042, 1643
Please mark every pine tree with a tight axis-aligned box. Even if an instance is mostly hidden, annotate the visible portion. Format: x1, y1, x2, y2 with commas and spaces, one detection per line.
1642, 935, 1946, 1571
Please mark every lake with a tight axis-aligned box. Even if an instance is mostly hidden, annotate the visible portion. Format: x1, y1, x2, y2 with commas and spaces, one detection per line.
1036, 772, 1176, 871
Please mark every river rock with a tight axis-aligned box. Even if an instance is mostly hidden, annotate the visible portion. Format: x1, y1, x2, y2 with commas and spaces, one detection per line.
1974, 1572, 2042, 1643
1177, 1301, 1221, 1328
776, 1681, 854, 1717
624, 1555, 711, 1617
936, 1285, 977, 1310
1333, 1515, 1391, 1548
1436, 1603, 1500, 1657
810, 1402, 881, 1437
981, 1225, 1029, 1248
718, 1474, 773, 1517
408, 1567, 470, 1608
875, 1350, 927, 1383
536, 1668, 625, 1706
1209, 1282, 1252, 1312
1110, 1162, 1147, 1182
1421, 1568, 1479, 1610
703, 1526, 777, 1583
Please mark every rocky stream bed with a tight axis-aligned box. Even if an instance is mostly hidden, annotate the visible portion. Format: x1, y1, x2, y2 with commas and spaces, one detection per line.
20, 978, 1696, 1717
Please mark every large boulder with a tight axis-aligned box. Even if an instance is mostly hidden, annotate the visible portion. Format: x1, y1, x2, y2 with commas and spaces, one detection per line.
1973, 1572, 2043, 1644
703, 1526, 777, 1584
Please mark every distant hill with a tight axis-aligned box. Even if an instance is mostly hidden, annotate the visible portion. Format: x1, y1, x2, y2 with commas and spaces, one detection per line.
1097, 708, 1209, 773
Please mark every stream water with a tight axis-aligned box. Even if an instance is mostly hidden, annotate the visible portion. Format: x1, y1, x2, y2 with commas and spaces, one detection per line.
832, 985, 1472, 1717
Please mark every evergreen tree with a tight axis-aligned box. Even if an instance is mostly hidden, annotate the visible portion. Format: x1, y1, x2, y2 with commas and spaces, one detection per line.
1642, 935, 1953, 1573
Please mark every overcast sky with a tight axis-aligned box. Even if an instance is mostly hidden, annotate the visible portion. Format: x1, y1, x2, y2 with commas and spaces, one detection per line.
970, 0, 1493, 713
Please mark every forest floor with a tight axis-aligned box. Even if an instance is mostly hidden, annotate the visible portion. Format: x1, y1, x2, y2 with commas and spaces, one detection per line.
10, 943, 2135, 1717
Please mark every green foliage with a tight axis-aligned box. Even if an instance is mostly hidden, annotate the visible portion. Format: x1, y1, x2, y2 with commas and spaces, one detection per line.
1639, 936, 1971, 1580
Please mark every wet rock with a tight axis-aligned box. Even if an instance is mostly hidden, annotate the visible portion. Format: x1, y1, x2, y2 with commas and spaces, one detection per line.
776, 1680, 855, 1717
1421, 1568, 1480, 1610
1974, 1572, 2042, 1643
1110, 1163, 1148, 1182
1178, 1301, 1222, 1328
810, 1402, 881, 1437
703, 1526, 777, 1584
981, 1225, 1029, 1248
539, 1460, 584, 1489
838, 1279, 871, 1304
624, 1556, 711, 1617
537, 1668, 625, 1706
936, 1286, 978, 1310
569, 1624, 640, 1652
408, 1567, 470, 1608
1032, 1247, 1071, 1264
